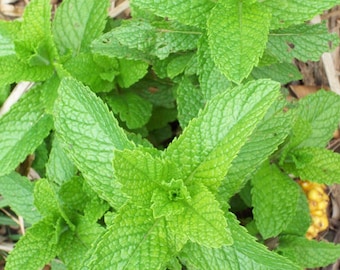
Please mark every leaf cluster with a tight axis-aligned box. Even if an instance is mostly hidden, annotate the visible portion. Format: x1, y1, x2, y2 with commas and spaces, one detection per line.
0, 0, 339, 269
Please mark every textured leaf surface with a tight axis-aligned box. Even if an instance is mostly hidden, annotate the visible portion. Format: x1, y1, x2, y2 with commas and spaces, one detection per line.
58, 217, 105, 269
167, 53, 195, 78
0, 20, 19, 57
294, 90, 340, 148
53, 0, 109, 55
15, 0, 55, 63
166, 79, 280, 192
34, 179, 68, 223
63, 53, 118, 93
36, 75, 60, 115
117, 59, 148, 88
58, 177, 89, 213
0, 172, 41, 224
46, 137, 76, 186
252, 162, 300, 239
0, 55, 53, 84
5, 218, 58, 270
218, 101, 292, 202
171, 184, 232, 248
176, 77, 205, 128
282, 188, 311, 236
133, 78, 176, 109
251, 62, 302, 84
207, 0, 271, 83
131, 0, 215, 28
81, 205, 175, 270
288, 148, 340, 184
59, 176, 109, 223
180, 212, 300, 270
280, 118, 312, 163
106, 92, 152, 129
152, 53, 195, 79
277, 235, 340, 268
0, 84, 10, 107
92, 20, 200, 60
151, 179, 190, 219
197, 36, 230, 100
0, 87, 53, 177
113, 149, 173, 207
262, 0, 340, 29
267, 24, 339, 62
115, 150, 231, 248
54, 77, 134, 208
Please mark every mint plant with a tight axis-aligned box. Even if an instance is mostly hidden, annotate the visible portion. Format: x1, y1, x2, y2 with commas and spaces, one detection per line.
1, 0, 340, 269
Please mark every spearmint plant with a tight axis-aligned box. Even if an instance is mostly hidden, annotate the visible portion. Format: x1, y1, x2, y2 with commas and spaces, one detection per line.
1, 0, 340, 269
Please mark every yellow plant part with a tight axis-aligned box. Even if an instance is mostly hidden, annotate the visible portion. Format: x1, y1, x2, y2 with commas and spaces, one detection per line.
297, 180, 329, 239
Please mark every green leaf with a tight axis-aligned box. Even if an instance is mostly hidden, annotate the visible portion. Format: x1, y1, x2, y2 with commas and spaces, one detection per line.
197, 36, 230, 100
251, 161, 300, 239
166, 257, 182, 270
0, 20, 20, 57
277, 235, 340, 268
0, 86, 53, 177
63, 53, 118, 93
282, 188, 311, 236
54, 77, 134, 208
58, 177, 88, 213
92, 19, 200, 60
58, 176, 109, 223
0, 172, 41, 224
262, 0, 340, 29
150, 21, 200, 60
125, 131, 155, 148
180, 212, 300, 270
0, 84, 10, 106
166, 79, 280, 192
218, 100, 293, 202
287, 147, 340, 184
113, 148, 173, 207
15, 0, 56, 64
105, 91, 153, 129
34, 179, 61, 215
114, 151, 231, 248
39, 74, 61, 114
294, 90, 340, 148
170, 184, 232, 248
131, 0, 215, 28
51, 260, 67, 270
167, 53, 195, 78
81, 204, 176, 270
280, 118, 312, 164
207, 1, 271, 83
52, 0, 110, 55
58, 216, 105, 269
117, 59, 149, 88
251, 62, 302, 84
5, 218, 58, 270
151, 179, 190, 218
146, 107, 177, 131
93, 54, 120, 82
176, 77, 205, 128
152, 54, 190, 79
34, 178, 76, 232
0, 55, 53, 84
132, 78, 176, 109
46, 137, 77, 186
267, 23, 339, 62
